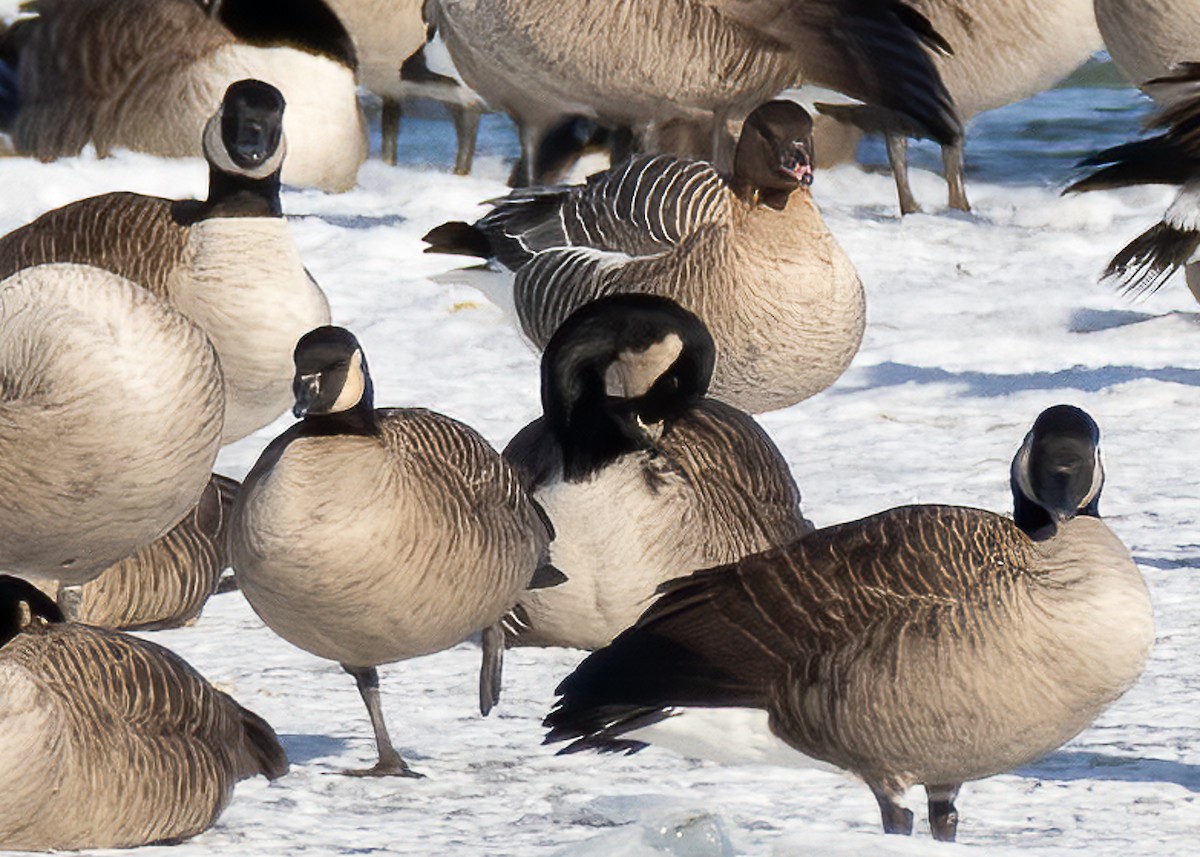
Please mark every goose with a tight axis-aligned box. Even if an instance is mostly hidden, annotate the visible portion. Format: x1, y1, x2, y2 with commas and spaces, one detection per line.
0, 574, 288, 850
504, 294, 813, 650
1065, 64, 1200, 301
1094, 0, 1200, 89
55, 474, 239, 631
0, 263, 223, 585
428, 0, 960, 185
228, 325, 554, 776
6, 0, 365, 192
0, 78, 331, 443
545, 405, 1154, 841
425, 101, 865, 414
822, 0, 1102, 213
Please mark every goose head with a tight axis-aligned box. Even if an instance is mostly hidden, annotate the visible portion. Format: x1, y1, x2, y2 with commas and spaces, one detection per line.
203, 79, 288, 188
1010, 405, 1104, 538
733, 101, 815, 211
542, 294, 715, 481
0, 575, 63, 647
291, 325, 377, 432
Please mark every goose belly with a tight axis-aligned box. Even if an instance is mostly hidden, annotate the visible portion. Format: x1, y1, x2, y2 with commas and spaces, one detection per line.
0, 264, 223, 584
232, 438, 520, 666
1096, 0, 1200, 88
171, 218, 330, 443
516, 458, 706, 649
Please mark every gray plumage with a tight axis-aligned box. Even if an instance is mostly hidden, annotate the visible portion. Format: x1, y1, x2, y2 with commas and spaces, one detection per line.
0, 589, 287, 850
56, 474, 239, 631
1094, 0, 1200, 89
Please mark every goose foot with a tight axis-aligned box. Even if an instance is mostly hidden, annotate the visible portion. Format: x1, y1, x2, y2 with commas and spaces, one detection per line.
342, 755, 425, 778
926, 783, 961, 842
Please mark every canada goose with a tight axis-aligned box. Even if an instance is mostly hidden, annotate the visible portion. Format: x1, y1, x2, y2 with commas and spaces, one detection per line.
425, 101, 865, 414
0, 574, 288, 850
822, 0, 1101, 213
1094, 0, 1200, 88
0, 263, 223, 585
546, 405, 1154, 841
0, 78, 331, 443
504, 295, 813, 650
429, 0, 960, 186
6, 0, 366, 192
1065, 64, 1200, 301
55, 474, 239, 631
229, 325, 553, 775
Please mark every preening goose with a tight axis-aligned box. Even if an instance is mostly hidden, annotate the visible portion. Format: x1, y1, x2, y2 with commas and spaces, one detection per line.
824, 0, 1101, 213
55, 474, 239, 630
1065, 64, 1200, 300
0, 78, 331, 443
429, 0, 959, 184
1094, 0, 1200, 89
0, 575, 288, 851
504, 295, 813, 650
6, 0, 365, 192
546, 405, 1153, 841
229, 326, 553, 776
0, 263, 223, 585
425, 101, 865, 414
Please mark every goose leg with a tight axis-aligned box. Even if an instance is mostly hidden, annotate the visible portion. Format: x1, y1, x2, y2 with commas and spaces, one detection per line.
1185, 261, 1200, 305
885, 133, 920, 216
381, 98, 401, 166
341, 664, 424, 778
479, 622, 504, 716
869, 783, 914, 835
943, 140, 970, 212
451, 104, 481, 176
926, 783, 962, 842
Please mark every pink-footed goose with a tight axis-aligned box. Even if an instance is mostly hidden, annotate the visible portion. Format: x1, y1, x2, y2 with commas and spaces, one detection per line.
1066, 64, 1200, 301
0, 575, 287, 850
425, 101, 865, 414
5, 0, 365, 191
229, 326, 556, 776
504, 295, 813, 650
546, 405, 1153, 841
0, 79, 330, 443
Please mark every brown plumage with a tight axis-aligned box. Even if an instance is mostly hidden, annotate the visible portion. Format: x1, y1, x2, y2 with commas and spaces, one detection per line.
0, 577, 287, 851
57, 474, 239, 631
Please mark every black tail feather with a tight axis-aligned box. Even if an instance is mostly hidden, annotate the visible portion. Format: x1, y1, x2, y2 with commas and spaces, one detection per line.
239, 706, 289, 781
1104, 222, 1200, 296
1065, 137, 1194, 193
422, 220, 493, 259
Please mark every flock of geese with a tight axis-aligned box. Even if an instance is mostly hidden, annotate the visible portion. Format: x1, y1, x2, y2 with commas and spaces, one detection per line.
0, 0, 1197, 851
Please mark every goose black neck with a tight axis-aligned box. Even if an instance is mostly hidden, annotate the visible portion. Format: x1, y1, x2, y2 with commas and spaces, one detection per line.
1011, 477, 1101, 539
553, 391, 651, 482
0, 575, 63, 647
202, 167, 282, 218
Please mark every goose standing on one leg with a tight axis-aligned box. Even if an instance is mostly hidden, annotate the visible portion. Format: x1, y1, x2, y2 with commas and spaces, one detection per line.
0, 78, 331, 443
546, 405, 1154, 841
0, 574, 288, 850
0, 263, 223, 585
504, 294, 812, 650
425, 101, 865, 414
229, 326, 553, 776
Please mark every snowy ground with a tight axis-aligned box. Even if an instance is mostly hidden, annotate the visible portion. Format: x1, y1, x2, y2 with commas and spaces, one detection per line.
3, 68, 1199, 855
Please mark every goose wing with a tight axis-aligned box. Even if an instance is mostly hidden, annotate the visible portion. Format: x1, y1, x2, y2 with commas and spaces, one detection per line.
699, 0, 959, 145
546, 504, 1036, 751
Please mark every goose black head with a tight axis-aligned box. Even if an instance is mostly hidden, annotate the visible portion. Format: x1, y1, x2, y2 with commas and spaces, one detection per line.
291, 325, 377, 433
542, 294, 715, 482
201, 79, 286, 215
1010, 405, 1104, 538
733, 101, 815, 210
1, 575, 63, 648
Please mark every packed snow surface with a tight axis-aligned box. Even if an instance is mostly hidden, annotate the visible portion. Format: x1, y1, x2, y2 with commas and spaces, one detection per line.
2, 71, 1198, 854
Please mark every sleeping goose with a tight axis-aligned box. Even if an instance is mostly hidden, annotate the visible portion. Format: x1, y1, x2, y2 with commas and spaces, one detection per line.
55, 474, 239, 630
1094, 0, 1200, 89
0, 78, 331, 443
1065, 64, 1200, 300
229, 325, 553, 776
504, 294, 813, 650
425, 101, 865, 414
546, 405, 1154, 841
0, 263, 223, 585
428, 0, 959, 184
6, 0, 366, 192
0, 574, 287, 850
822, 0, 1101, 213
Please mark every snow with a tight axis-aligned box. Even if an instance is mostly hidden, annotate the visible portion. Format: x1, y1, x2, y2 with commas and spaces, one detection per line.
3, 71, 1200, 854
